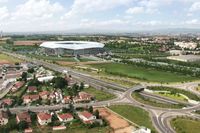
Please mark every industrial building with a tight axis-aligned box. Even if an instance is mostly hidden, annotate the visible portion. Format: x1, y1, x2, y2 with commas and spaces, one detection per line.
40, 41, 105, 56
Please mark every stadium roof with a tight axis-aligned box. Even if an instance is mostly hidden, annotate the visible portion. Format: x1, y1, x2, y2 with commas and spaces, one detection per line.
40, 41, 104, 50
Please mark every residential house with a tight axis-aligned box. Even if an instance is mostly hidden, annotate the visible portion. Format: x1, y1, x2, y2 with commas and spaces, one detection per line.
62, 96, 71, 104
16, 112, 31, 123
39, 91, 50, 100
1, 98, 13, 107
23, 94, 40, 104
73, 92, 93, 103
0, 111, 8, 125
11, 81, 25, 92
37, 112, 52, 125
27, 86, 37, 93
78, 111, 96, 124
57, 113, 74, 123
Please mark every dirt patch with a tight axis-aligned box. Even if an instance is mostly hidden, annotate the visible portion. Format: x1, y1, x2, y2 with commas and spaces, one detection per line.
97, 107, 135, 133
0, 60, 12, 65
14, 41, 44, 46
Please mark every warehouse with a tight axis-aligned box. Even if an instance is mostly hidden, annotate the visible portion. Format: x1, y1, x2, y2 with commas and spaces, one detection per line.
40, 41, 105, 56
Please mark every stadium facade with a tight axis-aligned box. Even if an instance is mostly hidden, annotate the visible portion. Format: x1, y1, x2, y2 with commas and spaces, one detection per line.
40, 41, 105, 56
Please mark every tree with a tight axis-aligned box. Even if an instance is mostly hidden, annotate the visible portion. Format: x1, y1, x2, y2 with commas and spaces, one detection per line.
27, 68, 34, 73
18, 121, 28, 131
69, 103, 75, 114
93, 110, 100, 119
52, 77, 68, 89
21, 72, 27, 81
88, 106, 93, 113
79, 82, 84, 91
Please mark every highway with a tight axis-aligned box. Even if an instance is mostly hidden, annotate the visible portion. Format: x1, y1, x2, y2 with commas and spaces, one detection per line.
1, 50, 200, 133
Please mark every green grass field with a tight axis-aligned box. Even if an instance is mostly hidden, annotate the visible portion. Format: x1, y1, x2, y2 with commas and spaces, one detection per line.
171, 117, 200, 133
0, 53, 22, 63
109, 105, 157, 133
90, 63, 198, 83
84, 87, 116, 101
132, 93, 185, 109
155, 92, 187, 102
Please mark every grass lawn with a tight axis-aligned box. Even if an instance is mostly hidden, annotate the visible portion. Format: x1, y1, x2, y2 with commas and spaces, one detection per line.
84, 87, 116, 101
109, 105, 157, 133
0, 53, 23, 63
155, 92, 188, 102
90, 63, 198, 83
132, 93, 185, 109
171, 117, 200, 133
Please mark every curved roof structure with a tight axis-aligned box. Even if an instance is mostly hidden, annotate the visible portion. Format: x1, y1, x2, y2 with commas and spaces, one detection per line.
40, 41, 105, 50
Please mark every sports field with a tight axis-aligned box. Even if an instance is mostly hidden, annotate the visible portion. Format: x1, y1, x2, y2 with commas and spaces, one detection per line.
90, 63, 198, 83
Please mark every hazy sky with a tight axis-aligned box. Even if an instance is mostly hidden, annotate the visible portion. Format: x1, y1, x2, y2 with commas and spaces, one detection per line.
0, 0, 200, 32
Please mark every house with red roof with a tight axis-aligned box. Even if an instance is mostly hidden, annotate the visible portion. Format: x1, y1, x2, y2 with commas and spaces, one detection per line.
61, 96, 71, 104
1, 98, 13, 107
24, 128, 33, 133
39, 91, 50, 100
11, 81, 25, 92
27, 86, 37, 93
73, 92, 93, 103
37, 112, 52, 125
23, 94, 40, 104
16, 112, 31, 123
57, 113, 74, 123
78, 111, 96, 124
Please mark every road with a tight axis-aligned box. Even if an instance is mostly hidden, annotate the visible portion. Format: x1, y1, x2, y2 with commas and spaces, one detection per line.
1, 50, 200, 133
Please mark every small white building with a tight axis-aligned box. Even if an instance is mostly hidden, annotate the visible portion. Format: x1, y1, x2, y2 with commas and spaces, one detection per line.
174, 42, 197, 49
37, 112, 52, 125
78, 111, 96, 124
132, 127, 151, 133
38, 76, 54, 82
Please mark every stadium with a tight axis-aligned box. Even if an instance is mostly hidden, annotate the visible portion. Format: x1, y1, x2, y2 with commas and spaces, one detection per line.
40, 41, 105, 56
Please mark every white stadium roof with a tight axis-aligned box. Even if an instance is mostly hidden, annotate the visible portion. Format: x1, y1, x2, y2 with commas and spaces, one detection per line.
40, 41, 105, 50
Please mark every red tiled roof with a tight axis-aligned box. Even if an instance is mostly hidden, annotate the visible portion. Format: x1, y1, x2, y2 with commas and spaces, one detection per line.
39, 91, 50, 97
80, 111, 93, 119
58, 113, 73, 120
17, 112, 31, 123
28, 86, 37, 92
37, 112, 51, 121
2, 98, 13, 105
23, 94, 39, 100
79, 92, 93, 100
14, 81, 25, 88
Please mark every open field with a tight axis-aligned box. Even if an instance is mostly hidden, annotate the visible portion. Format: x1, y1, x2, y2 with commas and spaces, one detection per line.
132, 93, 185, 109
0, 53, 23, 64
97, 107, 135, 133
90, 63, 198, 83
84, 87, 116, 101
109, 105, 157, 133
171, 117, 200, 133
154, 92, 187, 102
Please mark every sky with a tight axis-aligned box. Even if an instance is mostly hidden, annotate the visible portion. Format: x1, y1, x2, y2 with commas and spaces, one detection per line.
0, 0, 200, 32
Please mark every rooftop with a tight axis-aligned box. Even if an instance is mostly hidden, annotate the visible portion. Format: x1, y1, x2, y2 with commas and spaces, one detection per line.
40, 41, 104, 50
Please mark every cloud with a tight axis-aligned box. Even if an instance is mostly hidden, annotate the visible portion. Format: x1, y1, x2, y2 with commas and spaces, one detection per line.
0, 6, 9, 20
62, 0, 132, 19
126, 7, 144, 14
185, 19, 199, 24
12, 0, 64, 20
189, 2, 200, 12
